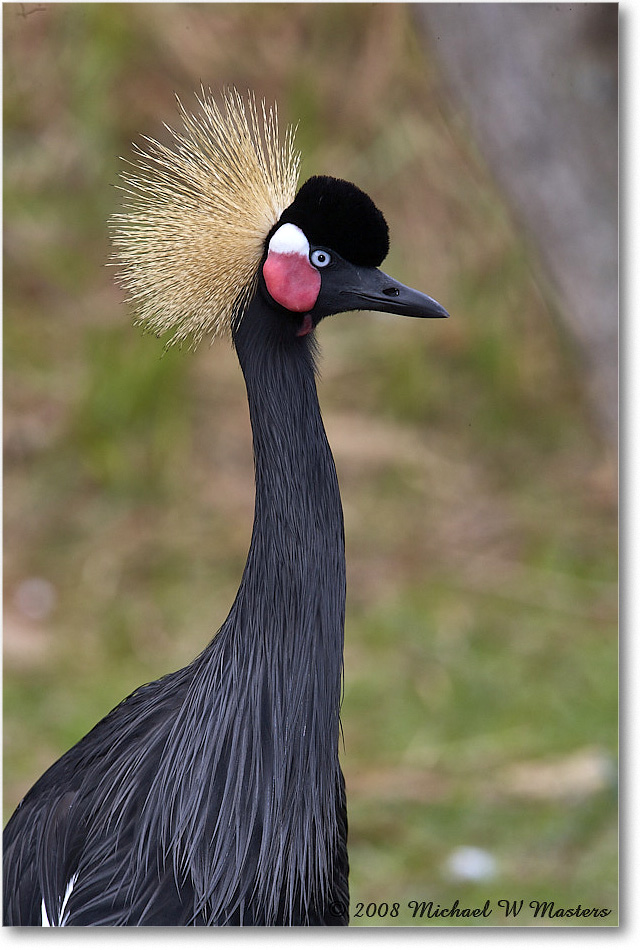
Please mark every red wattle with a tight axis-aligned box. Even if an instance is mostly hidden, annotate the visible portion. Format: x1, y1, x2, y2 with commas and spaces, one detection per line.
296, 314, 314, 337
263, 251, 321, 312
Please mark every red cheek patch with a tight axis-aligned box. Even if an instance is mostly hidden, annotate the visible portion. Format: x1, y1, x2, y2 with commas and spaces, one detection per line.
263, 251, 321, 313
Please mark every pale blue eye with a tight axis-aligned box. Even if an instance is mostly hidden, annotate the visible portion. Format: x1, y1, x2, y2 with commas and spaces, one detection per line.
310, 249, 331, 268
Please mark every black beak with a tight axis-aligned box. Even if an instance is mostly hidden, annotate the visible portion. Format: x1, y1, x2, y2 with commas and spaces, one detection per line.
344, 267, 449, 319
313, 258, 448, 321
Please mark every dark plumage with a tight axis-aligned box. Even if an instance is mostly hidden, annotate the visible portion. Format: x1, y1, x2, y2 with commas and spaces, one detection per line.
277, 175, 390, 267
3, 90, 447, 927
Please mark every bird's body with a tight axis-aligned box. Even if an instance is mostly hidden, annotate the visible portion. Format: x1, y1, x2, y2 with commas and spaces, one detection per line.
3, 89, 447, 926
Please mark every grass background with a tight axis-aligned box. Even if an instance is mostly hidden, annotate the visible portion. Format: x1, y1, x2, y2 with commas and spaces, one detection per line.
3, 2, 617, 927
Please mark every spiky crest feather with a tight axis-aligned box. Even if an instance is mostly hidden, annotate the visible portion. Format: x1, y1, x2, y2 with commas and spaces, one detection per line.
110, 88, 300, 346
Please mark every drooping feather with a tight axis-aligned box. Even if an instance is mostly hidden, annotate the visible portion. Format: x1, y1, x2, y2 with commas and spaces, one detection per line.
110, 87, 300, 346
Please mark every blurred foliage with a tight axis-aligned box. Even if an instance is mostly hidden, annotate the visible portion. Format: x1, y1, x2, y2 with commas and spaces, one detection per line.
3, 2, 617, 927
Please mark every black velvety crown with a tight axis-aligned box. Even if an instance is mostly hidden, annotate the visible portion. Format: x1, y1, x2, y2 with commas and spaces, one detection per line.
278, 175, 390, 267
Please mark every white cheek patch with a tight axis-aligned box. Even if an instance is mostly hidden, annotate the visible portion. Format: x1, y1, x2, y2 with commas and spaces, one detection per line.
268, 222, 310, 257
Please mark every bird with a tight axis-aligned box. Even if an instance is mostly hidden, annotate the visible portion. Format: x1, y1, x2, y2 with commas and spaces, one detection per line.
3, 88, 448, 927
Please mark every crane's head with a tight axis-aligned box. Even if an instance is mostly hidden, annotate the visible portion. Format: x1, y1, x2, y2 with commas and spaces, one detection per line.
261, 175, 447, 338
111, 89, 447, 347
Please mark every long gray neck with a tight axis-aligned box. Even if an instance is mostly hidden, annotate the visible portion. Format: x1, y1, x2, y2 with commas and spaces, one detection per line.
235, 296, 346, 669
231, 295, 346, 788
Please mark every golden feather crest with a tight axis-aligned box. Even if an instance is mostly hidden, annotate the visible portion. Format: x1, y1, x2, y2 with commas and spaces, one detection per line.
110, 88, 300, 346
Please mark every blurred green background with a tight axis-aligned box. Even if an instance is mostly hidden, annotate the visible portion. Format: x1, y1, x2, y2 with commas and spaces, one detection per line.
3, 2, 617, 927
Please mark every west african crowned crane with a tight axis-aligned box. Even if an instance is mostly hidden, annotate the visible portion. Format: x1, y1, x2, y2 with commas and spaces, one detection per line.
3, 89, 448, 926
